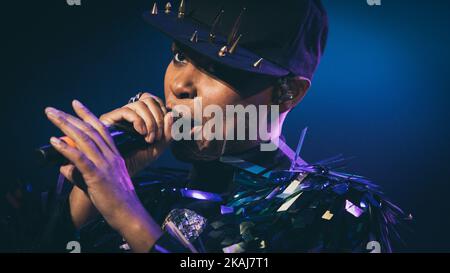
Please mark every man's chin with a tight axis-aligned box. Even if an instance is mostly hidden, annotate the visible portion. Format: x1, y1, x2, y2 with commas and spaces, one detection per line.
170, 140, 223, 163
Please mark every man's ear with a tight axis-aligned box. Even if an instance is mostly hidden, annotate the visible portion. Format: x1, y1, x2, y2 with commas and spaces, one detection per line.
275, 77, 310, 113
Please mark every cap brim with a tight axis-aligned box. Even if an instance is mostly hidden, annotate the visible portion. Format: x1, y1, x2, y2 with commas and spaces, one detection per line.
143, 11, 289, 78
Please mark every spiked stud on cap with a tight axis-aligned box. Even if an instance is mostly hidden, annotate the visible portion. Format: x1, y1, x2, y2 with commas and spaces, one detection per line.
209, 9, 224, 43
151, 3, 158, 15
253, 58, 263, 68
218, 46, 228, 57
178, 0, 185, 19
228, 34, 242, 54
190, 31, 198, 43
165, 2, 172, 14
227, 7, 246, 46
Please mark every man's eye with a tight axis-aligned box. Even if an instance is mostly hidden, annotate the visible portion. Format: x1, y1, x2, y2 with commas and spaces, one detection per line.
174, 52, 187, 64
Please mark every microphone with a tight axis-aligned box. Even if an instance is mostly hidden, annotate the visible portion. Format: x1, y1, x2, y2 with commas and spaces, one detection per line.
35, 123, 148, 165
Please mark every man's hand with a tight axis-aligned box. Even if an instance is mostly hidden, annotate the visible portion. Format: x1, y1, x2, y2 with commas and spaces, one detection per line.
100, 92, 172, 177
46, 99, 167, 252
60, 93, 172, 229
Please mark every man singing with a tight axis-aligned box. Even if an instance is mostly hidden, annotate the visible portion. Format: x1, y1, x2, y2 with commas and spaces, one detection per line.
39, 0, 408, 253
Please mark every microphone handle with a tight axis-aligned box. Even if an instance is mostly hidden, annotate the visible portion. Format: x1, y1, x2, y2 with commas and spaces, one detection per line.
35, 123, 148, 166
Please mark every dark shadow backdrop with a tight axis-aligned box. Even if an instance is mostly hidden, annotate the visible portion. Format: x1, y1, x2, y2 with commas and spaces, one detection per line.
2, 0, 450, 251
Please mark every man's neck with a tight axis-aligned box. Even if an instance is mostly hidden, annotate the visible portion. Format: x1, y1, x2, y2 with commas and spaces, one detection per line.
187, 160, 236, 194
185, 140, 292, 194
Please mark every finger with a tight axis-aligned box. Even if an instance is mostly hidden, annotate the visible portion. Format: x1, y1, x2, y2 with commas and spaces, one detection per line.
125, 101, 157, 143
72, 100, 119, 155
45, 107, 105, 164
140, 93, 167, 115
100, 107, 147, 136
60, 164, 75, 182
141, 98, 165, 141
50, 137, 96, 182
60, 164, 85, 188
163, 111, 174, 143
55, 104, 116, 158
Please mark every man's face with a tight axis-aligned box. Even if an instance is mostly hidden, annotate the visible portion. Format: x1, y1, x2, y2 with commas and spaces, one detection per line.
163, 43, 275, 162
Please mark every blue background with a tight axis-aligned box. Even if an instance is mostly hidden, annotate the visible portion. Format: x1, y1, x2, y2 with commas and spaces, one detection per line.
2, 0, 450, 251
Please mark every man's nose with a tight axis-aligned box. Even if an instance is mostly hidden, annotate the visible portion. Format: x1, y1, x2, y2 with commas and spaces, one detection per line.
170, 69, 197, 100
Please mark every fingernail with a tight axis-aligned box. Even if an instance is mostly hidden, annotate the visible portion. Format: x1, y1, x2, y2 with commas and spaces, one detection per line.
148, 132, 155, 143
73, 99, 82, 107
101, 120, 111, 127
45, 107, 58, 117
50, 137, 62, 146
140, 125, 147, 135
